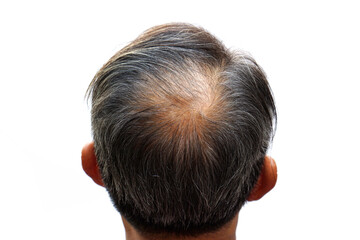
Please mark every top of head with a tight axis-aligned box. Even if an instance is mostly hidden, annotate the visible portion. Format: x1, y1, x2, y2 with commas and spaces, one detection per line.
87, 23, 276, 236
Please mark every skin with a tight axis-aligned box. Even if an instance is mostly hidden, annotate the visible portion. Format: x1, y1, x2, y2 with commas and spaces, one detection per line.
81, 142, 277, 240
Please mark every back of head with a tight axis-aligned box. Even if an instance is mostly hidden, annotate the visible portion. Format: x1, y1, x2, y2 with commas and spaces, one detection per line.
87, 23, 276, 236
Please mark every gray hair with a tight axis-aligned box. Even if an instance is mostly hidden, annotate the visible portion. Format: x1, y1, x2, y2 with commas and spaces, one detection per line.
87, 23, 276, 236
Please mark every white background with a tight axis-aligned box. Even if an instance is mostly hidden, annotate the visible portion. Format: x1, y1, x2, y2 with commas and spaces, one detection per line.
1, 1, 359, 239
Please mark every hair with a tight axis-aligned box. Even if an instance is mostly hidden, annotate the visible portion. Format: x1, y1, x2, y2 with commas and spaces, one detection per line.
87, 23, 277, 236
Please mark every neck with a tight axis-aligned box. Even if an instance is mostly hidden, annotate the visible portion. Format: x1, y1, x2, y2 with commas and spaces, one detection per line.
122, 215, 238, 240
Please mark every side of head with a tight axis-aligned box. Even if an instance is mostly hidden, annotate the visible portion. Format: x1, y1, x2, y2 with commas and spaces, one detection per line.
84, 23, 277, 237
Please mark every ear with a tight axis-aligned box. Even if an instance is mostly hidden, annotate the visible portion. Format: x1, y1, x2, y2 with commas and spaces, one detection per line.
247, 156, 277, 201
81, 142, 104, 187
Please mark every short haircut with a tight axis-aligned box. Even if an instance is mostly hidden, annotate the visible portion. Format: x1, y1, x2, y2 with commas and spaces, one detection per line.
87, 23, 277, 236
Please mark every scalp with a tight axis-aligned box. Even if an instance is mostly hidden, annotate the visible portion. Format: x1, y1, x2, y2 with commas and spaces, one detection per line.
132, 61, 228, 147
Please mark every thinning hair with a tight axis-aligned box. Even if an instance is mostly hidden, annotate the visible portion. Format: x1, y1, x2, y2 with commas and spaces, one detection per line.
87, 23, 276, 236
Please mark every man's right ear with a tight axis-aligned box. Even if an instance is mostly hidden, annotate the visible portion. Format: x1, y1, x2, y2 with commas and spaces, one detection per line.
81, 142, 104, 187
247, 156, 277, 201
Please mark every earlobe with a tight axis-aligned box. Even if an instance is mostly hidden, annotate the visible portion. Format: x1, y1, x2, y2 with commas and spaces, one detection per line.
247, 156, 277, 201
81, 142, 104, 187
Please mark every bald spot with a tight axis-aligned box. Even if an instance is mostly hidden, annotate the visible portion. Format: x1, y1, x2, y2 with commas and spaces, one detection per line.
132, 62, 228, 150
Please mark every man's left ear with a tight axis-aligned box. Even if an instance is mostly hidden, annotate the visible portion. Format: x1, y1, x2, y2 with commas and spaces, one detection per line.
81, 142, 104, 187
247, 156, 277, 201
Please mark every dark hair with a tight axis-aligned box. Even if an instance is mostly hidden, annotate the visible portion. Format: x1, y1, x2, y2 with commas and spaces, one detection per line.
87, 23, 276, 236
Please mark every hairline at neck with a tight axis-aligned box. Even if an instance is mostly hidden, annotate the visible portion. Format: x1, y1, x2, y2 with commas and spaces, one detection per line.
121, 214, 238, 240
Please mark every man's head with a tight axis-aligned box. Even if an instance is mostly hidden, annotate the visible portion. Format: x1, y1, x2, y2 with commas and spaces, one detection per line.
82, 23, 277, 238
